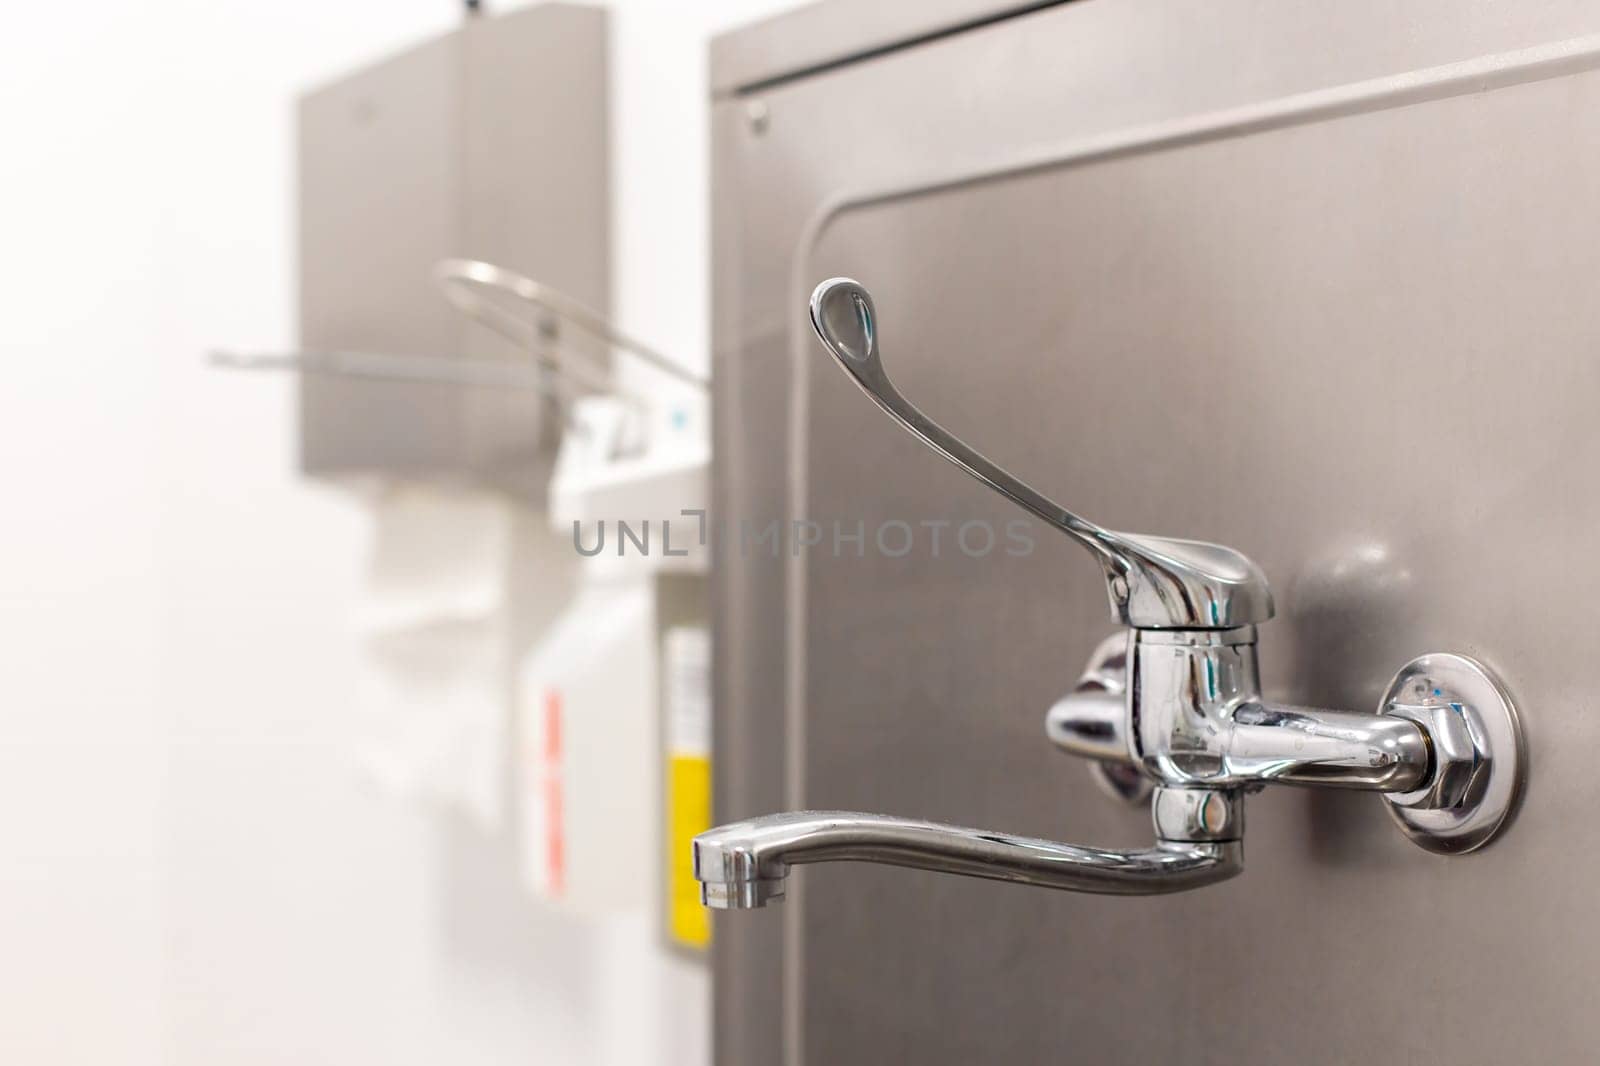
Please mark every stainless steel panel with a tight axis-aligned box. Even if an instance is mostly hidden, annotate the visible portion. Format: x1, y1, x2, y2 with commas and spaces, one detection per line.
713, 2, 1600, 1062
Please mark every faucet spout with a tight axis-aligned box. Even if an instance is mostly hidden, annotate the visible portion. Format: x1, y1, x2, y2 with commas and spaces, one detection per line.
693, 793, 1244, 909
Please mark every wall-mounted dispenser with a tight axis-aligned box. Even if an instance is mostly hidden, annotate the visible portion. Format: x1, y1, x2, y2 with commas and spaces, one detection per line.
294, 2, 609, 500
208, 2, 714, 946
206, 5, 619, 833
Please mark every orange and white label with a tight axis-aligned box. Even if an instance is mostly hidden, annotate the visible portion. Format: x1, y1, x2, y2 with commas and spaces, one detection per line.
543, 689, 565, 897
523, 686, 566, 900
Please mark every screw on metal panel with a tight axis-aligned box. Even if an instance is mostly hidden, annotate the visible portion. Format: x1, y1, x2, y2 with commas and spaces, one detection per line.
745, 99, 770, 135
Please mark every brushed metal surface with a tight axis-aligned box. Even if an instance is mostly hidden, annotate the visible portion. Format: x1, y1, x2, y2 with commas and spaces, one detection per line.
457, 6, 611, 494
298, 4, 608, 497
299, 30, 463, 479
713, 2, 1600, 1063
709, 0, 1063, 95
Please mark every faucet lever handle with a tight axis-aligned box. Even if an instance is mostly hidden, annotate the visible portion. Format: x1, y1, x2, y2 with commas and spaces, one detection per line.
808, 277, 1273, 629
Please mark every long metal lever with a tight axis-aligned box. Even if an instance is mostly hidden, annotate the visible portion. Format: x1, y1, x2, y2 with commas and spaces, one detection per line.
209, 347, 590, 396
435, 259, 708, 390
808, 277, 1273, 629
205, 348, 639, 437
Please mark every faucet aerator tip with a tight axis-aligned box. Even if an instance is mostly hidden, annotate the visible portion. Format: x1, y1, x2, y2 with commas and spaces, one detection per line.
700, 877, 786, 910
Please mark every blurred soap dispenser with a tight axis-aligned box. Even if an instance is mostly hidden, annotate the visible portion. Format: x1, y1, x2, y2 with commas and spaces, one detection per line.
517, 375, 712, 946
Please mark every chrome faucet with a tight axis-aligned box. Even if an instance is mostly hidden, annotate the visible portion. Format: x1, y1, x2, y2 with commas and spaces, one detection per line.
695, 278, 1525, 910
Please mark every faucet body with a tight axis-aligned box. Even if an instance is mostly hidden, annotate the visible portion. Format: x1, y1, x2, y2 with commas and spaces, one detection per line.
1123, 627, 1430, 791
693, 278, 1523, 912
695, 627, 1438, 910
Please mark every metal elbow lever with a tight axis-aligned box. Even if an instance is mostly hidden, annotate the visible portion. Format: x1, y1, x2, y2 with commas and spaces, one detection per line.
805, 279, 1271, 630
695, 279, 1527, 910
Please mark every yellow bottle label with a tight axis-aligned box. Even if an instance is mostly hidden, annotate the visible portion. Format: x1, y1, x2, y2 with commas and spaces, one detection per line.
667, 753, 712, 949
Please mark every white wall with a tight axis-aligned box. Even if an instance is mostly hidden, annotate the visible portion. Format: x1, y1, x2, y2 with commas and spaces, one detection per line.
0, 1, 799, 1062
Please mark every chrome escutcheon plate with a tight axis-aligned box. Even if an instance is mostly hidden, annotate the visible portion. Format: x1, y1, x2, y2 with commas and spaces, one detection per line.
1379, 653, 1525, 855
